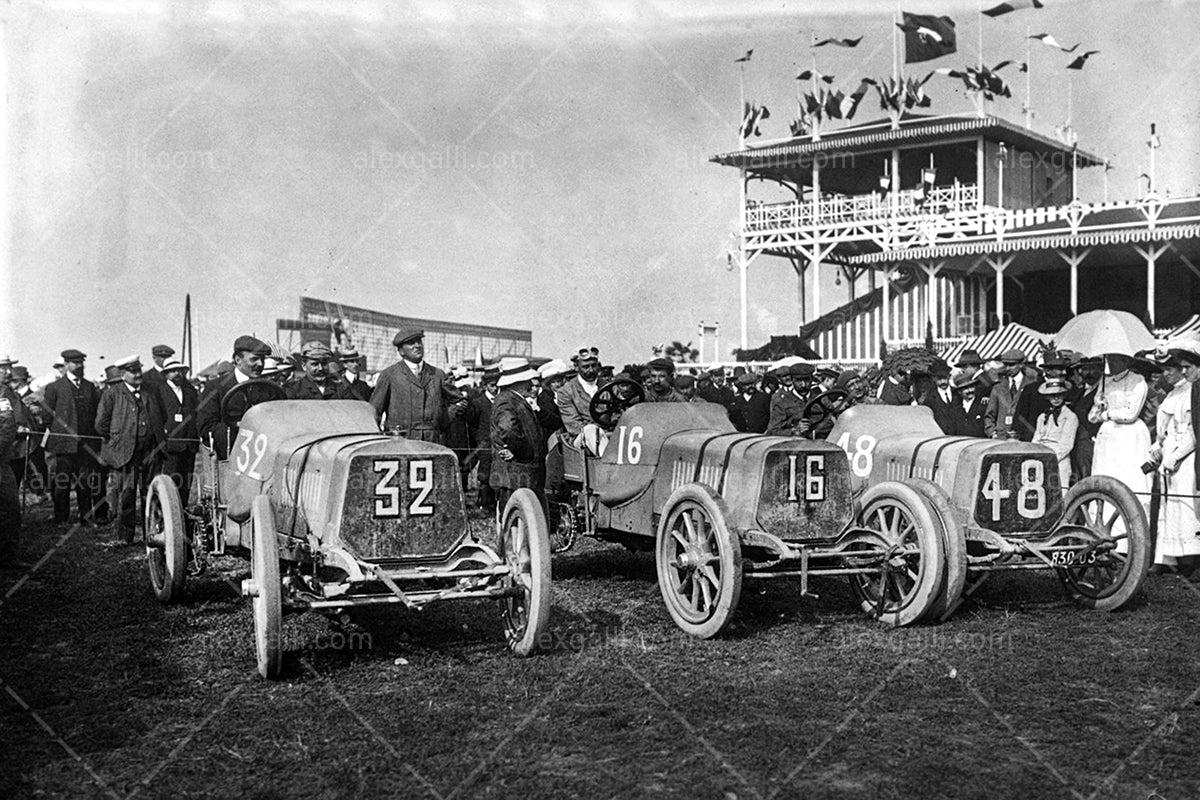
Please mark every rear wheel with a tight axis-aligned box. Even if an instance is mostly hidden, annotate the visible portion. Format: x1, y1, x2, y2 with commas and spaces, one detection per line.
905, 478, 967, 623
145, 474, 187, 603
656, 483, 742, 638
499, 489, 552, 656
848, 481, 945, 627
250, 496, 283, 679
1056, 476, 1149, 611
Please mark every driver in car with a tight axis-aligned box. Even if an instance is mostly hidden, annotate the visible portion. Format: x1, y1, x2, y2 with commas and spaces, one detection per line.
557, 346, 603, 445
765, 363, 814, 437
196, 335, 271, 458
643, 358, 687, 403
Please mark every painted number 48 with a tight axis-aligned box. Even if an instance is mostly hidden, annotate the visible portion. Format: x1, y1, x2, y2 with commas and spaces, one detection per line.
374, 459, 435, 517
982, 459, 1046, 521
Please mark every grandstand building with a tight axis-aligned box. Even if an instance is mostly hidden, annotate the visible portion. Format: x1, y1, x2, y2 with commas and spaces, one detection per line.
713, 113, 1200, 361
277, 296, 532, 372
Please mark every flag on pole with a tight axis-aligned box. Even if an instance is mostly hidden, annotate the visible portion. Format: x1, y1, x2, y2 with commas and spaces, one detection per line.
1066, 50, 1099, 70
823, 89, 846, 119
734, 49, 753, 63
897, 13, 957, 63
1149, 124, 1161, 149
796, 70, 836, 84
814, 36, 862, 48
841, 79, 875, 119
982, 0, 1043, 17
740, 102, 771, 138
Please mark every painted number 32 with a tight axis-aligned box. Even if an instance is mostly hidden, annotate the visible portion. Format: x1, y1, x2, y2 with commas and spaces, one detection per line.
374, 459, 436, 517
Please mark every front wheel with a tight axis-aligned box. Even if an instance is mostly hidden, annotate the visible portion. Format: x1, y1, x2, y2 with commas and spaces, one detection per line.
498, 489, 552, 656
250, 496, 283, 679
145, 474, 187, 603
1055, 475, 1149, 611
904, 478, 967, 623
656, 483, 742, 638
848, 481, 945, 627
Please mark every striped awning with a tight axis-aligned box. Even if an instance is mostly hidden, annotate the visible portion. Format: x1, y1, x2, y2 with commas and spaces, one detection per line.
1165, 315, 1200, 339
940, 323, 1052, 365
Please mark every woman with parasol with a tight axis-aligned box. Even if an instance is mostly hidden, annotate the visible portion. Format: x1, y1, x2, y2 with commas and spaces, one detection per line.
1145, 338, 1200, 576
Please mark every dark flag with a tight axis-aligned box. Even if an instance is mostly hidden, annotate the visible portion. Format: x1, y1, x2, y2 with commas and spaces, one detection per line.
734, 49, 753, 63
814, 36, 863, 48
796, 70, 836, 84
841, 79, 875, 119
1066, 50, 1099, 70
740, 102, 770, 138
983, 0, 1043, 17
898, 12, 957, 63
1029, 33, 1078, 52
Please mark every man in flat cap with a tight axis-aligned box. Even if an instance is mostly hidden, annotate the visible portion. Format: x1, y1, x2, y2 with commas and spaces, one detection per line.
728, 372, 770, 433
43, 349, 102, 525
766, 364, 816, 436
644, 358, 687, 403
557, 346, 604, 443
337, 347, 371, 402
370, 328, 465, 444
985, 348, 1035, 440
150, 359, 200, 502
142, 344, 175, 389
287, 341, 352, 401
96, 356, 166, 542
196, 335, 271, 458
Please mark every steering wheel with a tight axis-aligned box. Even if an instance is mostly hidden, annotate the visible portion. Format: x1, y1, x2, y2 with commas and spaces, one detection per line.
589, 377, 646, 431
220, 378, 287, 424
802, 389, 850, 437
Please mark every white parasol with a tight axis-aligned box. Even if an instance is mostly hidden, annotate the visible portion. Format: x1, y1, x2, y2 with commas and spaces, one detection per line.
1054, 310, 1156, 357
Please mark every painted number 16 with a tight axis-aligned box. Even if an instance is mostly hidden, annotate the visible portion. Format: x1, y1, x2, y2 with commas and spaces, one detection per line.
787, 454, 826, 502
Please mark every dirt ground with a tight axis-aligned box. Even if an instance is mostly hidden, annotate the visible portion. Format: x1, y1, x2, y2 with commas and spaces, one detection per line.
2, 498, 1199, 800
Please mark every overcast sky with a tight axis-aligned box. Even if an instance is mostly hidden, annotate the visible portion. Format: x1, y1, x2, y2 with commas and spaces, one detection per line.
1, 0, 1198, 375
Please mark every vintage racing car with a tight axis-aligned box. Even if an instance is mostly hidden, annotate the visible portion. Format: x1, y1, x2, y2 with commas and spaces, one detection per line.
142, 381, 551, 678
828, 405, 1150, 618
545, 379, 950, 637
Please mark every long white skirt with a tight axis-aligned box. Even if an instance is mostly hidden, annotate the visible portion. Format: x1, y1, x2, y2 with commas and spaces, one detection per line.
1091, 419, 1151, 554
1157, 452, 1200, 564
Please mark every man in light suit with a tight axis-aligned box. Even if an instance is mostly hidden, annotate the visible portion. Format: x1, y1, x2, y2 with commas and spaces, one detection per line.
43, 348, 102, 525
369, 328, 465, 444
556, 346, 603, 442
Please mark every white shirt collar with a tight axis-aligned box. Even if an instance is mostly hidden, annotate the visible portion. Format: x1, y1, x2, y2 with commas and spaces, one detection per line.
403, 358, 423, 376
578, 376, 598, 396
234, 368, 253, 384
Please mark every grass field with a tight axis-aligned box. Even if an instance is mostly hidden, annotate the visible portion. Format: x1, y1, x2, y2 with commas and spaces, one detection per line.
2, 501, 1199, 800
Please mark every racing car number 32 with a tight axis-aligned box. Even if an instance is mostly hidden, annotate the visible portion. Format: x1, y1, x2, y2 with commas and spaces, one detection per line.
373, 459, 436, 517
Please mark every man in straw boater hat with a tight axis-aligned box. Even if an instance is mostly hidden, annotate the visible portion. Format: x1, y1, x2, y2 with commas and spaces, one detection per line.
489, 357, 547, 510
43, 348, 102, 526
535, 358, 571, 440
1031, 377, 1079, 491
195, 334, 272, 458
96, 355, 166, 543
151, 358, 200, 503
370, 327, 465, 444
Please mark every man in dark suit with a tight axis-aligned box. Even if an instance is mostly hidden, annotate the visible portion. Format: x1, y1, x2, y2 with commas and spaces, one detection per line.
879, 366, 914, 406
950, 373, 988, 437
43, 348, 102, 525
465, 364, 499, 511
337, 348, 372, 402
986, 348, 1036, 440
766, 364, 815, 436
697, 366, 734, 408
729, 372, 770, 432
921, 362, 956, 434
96, 356, 166, 542
196, 335, 272, 459
1015, 350, 1075, 442
1070, 357, 1103, 480
141, 344, 175, 390
534, 359, 569, 439
151, 359, 200, 503
369, 328, 465, 444
287, 341, 353, 400
489, 359, 547, 509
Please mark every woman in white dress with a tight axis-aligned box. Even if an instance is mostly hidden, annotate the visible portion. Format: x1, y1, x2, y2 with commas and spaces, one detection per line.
1146, 343, 1200, 574
1033, 378, 1078, 492
1089, 355, 1152, 545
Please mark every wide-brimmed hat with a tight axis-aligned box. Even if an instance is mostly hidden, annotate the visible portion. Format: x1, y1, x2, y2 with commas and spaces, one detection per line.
1038, 378, 1071, 396
955, 349, 983, 368
952, 372, 980, 390
1167, 338, 1200, 367
10, 365, 29, 380
161, 359, 189, 373
497, 357, 538, 387
538, 358, 571, 381
929, 362, 952, 378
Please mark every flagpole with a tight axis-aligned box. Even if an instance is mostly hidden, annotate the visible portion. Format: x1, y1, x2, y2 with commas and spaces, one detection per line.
810, 31, 821, 140
1149, 123, 1157, 194
739, 61, 746, 149
892, 4, 901, 130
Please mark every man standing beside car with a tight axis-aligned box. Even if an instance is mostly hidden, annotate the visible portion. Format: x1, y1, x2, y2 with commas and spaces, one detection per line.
489, 358, 547, 510
370, 328, 465, 444
43, 348, 102, 525
151, 359, 199, 503
96, 356, 165, 542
